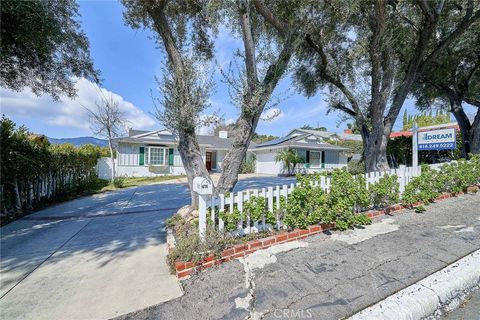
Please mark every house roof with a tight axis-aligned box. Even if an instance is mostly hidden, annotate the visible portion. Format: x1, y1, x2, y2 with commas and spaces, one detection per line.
288, 128, 363, 142
253, 133, 349, 152
389, 123, 460, 139
115, 129, 257, 150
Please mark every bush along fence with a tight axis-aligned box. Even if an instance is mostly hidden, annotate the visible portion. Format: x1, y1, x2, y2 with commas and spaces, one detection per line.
171, 155, 480, 279
0, 117, 105, 225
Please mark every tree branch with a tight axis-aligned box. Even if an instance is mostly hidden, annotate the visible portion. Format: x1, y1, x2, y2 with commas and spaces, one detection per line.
239, 0, 258, 91
147, 4, 184, 74
305, 34, 362, 119
421, 8, 480, 72
252, 0, 286, 36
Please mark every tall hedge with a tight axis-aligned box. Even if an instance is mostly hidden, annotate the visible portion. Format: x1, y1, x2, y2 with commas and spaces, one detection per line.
1, 116, 104, 222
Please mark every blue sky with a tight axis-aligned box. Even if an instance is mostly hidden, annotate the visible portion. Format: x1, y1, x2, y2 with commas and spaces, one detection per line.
1, 0, 435, 139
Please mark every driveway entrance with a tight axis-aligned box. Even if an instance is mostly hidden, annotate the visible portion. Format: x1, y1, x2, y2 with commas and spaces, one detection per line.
0, 175, 295, 319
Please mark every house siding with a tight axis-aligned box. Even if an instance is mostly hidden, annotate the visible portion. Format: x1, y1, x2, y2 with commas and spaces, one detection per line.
118, 143, 140, 166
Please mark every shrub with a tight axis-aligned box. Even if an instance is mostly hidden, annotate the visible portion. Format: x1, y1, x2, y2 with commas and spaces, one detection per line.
113, 176, 125, 188
243, 195, 276, 228
239, 156, 256, 174
370, 174, 400, 208
275, 148, 304, 175
437, 158, 479, 193
219, 205, 244, 232
166, 221, 234, 272
328, 169, 371, 230
283, 175, 329, 229
415, 205, 426, 213
403, 165, 441, 205
347, 159, 365, 175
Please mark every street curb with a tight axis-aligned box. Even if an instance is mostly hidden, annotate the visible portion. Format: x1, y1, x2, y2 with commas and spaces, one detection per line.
348, 249, 480, 320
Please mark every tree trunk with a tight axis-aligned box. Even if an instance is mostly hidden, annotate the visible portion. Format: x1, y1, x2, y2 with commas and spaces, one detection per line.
216, 115, 259, 194
13, 180, 22, 212
26, 181, 33, 211
469, 107, 480, 155
449, 97, 480, 158
0, 184, 6, 215
108, 136, 116, 181
177, 130, 211, 210
362, 126, 390, 173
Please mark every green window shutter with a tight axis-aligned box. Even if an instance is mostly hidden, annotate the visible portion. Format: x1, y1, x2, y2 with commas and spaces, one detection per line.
139, 147, 145, 165
168, 148, 174, 165
306, 150, 310, 164
321, 151, 325, 168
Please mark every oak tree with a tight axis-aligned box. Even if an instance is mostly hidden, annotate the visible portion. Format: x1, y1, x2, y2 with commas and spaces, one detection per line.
0, 0, 99, 99
294, 0, 480, 171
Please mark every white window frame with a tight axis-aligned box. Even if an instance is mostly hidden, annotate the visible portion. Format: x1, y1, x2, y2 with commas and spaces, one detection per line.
145, 146, 168, 166
310, 151, 321, 168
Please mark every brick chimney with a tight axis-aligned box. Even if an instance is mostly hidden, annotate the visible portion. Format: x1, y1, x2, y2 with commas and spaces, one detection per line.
344, 129, 353, 134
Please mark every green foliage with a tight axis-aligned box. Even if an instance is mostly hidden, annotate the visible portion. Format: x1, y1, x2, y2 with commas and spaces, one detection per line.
328, 169, 370, 230
403, 157, 480, 206
300, 125, 327, 131
167, 222, 234, 272
387, 134, 463, 166
283, 175, 329, 229
0, 116, 102, 221
244, 196, 266, 224
370, 174, 400, 208
436, 156, 480, 193
0, 0, 98, 99
239, 155, 256, 174
113, 176, 125, 188
219, 207, 242, 232
403, 165, 441, 205
274, 148, 305, 175
252, 133, 278, 144
415, 205, 426, 213
402, 110, 451, 131
347, 160, 365, 175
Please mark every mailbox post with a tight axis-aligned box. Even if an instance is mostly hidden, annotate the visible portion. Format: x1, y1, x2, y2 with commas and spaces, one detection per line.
193, 177, 213, 240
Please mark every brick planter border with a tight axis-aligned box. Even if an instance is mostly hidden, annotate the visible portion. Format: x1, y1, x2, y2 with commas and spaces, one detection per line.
173, 188, 477, 279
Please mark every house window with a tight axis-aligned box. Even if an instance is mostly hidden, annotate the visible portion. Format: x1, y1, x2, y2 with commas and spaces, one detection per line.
146, 147, 168, 165
310, 151, 321, 167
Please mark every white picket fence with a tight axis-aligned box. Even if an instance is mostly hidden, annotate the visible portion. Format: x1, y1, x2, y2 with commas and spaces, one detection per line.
198, 163, 445, 238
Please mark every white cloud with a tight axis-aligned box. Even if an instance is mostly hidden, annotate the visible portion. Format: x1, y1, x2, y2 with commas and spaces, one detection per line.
0, 78, 156, 135
260, 107, 284, 122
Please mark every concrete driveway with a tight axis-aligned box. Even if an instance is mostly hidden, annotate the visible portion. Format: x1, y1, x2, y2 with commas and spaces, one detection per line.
0, 175, 295, 320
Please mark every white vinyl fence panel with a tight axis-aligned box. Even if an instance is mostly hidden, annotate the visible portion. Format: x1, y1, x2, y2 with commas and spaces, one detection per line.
198, 164, 445, 238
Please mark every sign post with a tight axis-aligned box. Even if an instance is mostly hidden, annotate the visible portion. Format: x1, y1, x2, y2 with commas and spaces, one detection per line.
412, 123, 418, 168
193, 177, 213, 240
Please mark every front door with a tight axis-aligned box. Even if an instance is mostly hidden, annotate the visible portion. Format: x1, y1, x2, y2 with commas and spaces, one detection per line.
206, 152, 212, 171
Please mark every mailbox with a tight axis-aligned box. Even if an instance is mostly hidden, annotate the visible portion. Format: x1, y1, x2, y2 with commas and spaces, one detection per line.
193, 177, 213, 195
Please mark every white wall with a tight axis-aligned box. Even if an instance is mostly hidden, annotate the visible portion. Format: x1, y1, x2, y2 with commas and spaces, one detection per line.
255, 150, 282, 175
97, 157, 115, 180
118, 143, 139, 166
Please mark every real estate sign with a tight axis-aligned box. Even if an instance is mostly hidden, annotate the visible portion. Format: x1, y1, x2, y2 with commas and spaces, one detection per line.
417, 128, 456, 151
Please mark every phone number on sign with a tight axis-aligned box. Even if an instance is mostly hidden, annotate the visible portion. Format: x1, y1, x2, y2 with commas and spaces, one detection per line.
418, 142, 456, 150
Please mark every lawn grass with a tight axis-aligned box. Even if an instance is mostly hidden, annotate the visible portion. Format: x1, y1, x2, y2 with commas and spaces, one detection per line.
99, 175, 186, 192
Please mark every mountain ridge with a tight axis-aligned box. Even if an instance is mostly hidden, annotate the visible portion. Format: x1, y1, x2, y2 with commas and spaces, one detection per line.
47, 136, 108, 147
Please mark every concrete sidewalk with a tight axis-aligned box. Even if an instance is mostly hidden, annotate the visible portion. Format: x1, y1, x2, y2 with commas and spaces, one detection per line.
117, 193, 480, 320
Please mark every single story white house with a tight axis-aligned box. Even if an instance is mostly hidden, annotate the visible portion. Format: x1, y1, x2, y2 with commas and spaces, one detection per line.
251, 129, 356, 175
97, 128, 361, 179
110, 129, 239, 177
